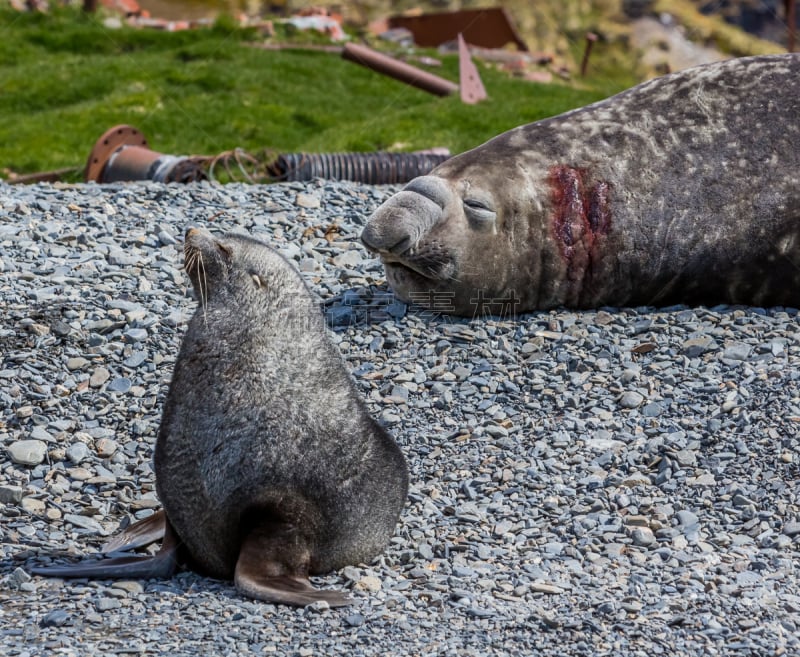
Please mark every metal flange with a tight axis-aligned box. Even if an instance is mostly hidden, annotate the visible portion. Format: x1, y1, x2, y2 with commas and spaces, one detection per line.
85, 125, 149, 182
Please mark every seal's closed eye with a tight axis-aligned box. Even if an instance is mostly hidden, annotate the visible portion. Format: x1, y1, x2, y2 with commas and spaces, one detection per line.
463, 198, 496, 226
463, 198, 493, 212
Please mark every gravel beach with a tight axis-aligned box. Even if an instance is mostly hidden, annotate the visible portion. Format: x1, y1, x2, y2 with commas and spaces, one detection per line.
1, 180, 798, 656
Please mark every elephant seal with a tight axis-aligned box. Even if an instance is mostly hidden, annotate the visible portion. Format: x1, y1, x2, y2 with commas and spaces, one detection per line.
31, 228, 408, 607
361, 54, 800, 315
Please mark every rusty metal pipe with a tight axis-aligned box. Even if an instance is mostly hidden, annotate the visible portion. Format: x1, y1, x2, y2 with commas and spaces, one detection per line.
101, 146, 205, 183
269, 151, 450, 184
342, 42, 458, 96
85, 125, 206, 183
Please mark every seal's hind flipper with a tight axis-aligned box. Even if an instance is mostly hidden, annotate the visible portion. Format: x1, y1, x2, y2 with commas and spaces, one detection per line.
234, 572, 351, 607
233, 527, 351, 607
101, 510, 167, 554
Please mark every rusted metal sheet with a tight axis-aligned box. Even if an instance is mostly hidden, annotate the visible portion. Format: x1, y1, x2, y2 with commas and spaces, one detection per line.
458, 34, 487, 104
342, 42, 458, 96
388, 8, 528, 52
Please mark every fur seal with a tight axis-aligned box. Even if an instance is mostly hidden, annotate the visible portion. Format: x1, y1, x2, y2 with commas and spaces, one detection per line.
30, 228, 409, 607
361, 54, 800, 315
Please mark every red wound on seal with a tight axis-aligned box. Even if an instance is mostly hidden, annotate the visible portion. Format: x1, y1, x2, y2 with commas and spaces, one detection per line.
551, 166, 585, 248
588, 181, 612, 235
548, 165, 612, 283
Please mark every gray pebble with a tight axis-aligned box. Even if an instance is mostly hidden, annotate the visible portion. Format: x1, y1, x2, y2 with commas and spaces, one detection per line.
65, 442, 90, 464
123, 351, 147, 368
722, 342, 752, 361
295, 192, 321, 209
7, 439, 48, 466
0, 485, 23, 504
9, 567, 32, 588
344, 614, 365, 627
631, 527, 656, 547
641, 402, 664, 417
676, 510, 699, 528
783, 521, 800, 537
124, 328, 148, 343
40, 609, 70, 628
94, 597, 122, 612
107, 377, 132, 393
619, 391, 644, 409
64, 514, 105, 534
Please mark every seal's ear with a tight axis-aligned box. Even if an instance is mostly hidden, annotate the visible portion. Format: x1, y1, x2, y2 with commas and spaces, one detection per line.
216, 242, 233, 260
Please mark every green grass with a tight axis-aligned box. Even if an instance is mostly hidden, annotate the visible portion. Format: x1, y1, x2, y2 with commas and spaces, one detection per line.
0, 6, 633, 181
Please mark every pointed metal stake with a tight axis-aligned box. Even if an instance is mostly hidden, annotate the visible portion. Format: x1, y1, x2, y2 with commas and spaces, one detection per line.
458, 33, 487, 104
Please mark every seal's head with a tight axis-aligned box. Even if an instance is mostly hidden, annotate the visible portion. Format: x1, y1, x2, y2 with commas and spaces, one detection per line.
183, 227, 314, 318
361, 167, 531, 317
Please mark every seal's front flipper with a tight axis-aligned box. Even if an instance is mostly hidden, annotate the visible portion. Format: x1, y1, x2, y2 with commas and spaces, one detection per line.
101, 509, 167, 554
30, 516, 179, 581
233, 526, 351, 607
28, 552, 176, 580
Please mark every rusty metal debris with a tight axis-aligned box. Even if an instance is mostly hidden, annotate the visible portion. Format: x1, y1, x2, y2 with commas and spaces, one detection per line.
387, 8, 528, 52
268, 150, 450, 184
342, 39, 487, 103
458, 34, 487, 104
78, 125, 449, 186
341, 42, 459, 97
6, 167, 81, 185
85, 125, 207, 183
580, 32, 599, 77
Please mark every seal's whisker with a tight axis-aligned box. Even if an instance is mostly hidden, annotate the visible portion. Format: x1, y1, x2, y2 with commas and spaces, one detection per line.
191, 251, 208, 325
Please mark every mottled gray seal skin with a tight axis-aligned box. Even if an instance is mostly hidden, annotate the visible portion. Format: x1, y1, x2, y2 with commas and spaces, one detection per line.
362, 54, 800, 315
31, 228, 408, 607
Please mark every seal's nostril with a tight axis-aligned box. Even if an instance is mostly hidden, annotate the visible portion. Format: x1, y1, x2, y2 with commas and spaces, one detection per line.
389, 236, 412, 255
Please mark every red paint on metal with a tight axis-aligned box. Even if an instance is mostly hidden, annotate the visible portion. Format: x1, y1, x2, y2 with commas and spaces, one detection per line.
549, 165, 612, 282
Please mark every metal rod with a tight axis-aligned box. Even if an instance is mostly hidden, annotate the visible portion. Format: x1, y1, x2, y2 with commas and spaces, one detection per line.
342, 43, 458, 97
581, 33, 598, 78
